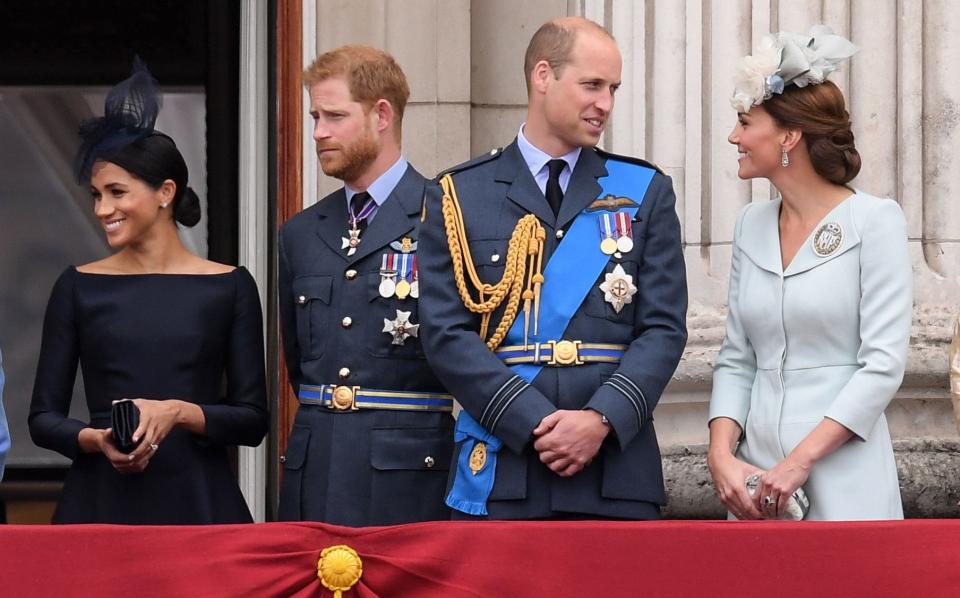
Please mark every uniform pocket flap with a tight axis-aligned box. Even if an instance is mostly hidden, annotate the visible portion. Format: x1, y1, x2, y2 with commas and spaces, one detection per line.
370, 427, 453, 471
292, 275, 333, 305
282, 425, 311, 470
470, 239, 509, 266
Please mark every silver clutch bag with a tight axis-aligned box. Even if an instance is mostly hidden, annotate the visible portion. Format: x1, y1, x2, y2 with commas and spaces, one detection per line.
745, 473, 810, 520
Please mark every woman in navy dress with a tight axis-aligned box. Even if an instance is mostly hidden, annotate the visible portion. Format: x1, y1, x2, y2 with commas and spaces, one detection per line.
29, 61, 268, 524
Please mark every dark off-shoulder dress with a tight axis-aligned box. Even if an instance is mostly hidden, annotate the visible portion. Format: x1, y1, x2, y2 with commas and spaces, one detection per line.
29, 266, 268, 524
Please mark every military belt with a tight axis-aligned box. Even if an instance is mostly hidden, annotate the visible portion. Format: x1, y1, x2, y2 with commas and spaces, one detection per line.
494, 340, 627, 367
298, 384, 454, 412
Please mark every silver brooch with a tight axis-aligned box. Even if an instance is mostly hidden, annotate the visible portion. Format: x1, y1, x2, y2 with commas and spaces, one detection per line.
812, 221, 843, 257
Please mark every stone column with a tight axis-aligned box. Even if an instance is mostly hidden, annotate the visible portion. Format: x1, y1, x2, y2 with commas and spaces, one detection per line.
310, 0, 472, 200
469, 0, 568, 154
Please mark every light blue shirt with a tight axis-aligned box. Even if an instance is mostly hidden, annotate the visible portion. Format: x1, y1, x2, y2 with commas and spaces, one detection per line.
344, 156, 409, 224
517, 124, 581, 195
0, 347, 9, 480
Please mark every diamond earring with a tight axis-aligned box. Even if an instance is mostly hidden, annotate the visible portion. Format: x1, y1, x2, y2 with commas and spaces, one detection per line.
781, 149, 790, 168
160, 202, 168, 209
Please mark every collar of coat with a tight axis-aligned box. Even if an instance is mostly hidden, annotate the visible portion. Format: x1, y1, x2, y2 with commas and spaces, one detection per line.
737, 192, 863, 277
311, 164, 426, 264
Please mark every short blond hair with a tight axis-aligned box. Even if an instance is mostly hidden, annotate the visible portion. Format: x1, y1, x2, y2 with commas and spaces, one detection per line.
523, 18, 614, 92
303, 45, 410, 134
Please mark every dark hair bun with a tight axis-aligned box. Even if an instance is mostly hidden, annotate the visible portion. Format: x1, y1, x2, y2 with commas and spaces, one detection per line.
764, 81, 861, 185
174, 186, 202, 227
808, 127, 861, 185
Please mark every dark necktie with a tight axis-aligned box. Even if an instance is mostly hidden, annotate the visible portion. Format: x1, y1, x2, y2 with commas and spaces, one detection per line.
349, 191, 372, 234
545, 159, 565, 218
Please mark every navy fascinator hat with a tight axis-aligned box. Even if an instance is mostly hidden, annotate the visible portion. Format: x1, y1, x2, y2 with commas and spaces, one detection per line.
74, 56, 163, 183
73, 58, 201, 227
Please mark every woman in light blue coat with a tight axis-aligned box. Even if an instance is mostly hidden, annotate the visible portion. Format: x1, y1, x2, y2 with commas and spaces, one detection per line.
708, 27, 910, 520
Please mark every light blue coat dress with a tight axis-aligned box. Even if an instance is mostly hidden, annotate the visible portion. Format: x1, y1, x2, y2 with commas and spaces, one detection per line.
709, 191, 910, 520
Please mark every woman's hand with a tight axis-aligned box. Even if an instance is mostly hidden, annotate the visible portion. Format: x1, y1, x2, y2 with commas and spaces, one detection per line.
77, 427, 150, 474
753, 418, 854, 517
708, 451, 764, 520
121, 398, 184, 467
754, 456, 811, 518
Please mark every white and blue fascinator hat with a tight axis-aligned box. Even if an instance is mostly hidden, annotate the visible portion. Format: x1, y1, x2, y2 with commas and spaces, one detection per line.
731, 25, 858, 113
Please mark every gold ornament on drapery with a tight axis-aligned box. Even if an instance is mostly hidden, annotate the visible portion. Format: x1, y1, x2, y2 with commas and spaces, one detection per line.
318, 545, 363, 597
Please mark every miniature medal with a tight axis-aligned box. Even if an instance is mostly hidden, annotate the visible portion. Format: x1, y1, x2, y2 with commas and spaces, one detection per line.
601, 237, 618, 255
409, 256, 420, 299
383, 309, 419, 345
812, 221, 843, 257
395, 253, 412, 299
599, 264, 637, 313
379, 253, 397, 298
598, 213, 618, 255
379, 277, 396, 298
615, 211, 634, 253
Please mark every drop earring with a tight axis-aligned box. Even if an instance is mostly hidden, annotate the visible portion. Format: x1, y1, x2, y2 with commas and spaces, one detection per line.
781, 149, 790, 168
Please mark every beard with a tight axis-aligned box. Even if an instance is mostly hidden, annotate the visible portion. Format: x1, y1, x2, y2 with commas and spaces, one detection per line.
317, 129, 380, 183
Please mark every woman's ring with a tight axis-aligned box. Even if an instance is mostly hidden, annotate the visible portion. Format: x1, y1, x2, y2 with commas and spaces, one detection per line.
149, 443, 159, 451
763, 495, 775, 506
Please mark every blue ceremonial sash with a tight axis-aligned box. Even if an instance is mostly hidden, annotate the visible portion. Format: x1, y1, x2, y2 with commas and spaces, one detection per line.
446, 158, 657, 515
445, 413, 503, 515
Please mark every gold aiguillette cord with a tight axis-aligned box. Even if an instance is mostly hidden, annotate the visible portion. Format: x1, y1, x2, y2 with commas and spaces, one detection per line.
439, 174, 546, 350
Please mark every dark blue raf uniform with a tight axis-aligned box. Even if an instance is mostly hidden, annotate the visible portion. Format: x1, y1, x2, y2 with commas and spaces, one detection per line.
278, 164, 454, 525
418, 141, 688, 519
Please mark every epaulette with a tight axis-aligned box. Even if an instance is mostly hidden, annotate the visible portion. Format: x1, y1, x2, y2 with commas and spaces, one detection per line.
434, 147, 504, 180
594, 147, 664, 175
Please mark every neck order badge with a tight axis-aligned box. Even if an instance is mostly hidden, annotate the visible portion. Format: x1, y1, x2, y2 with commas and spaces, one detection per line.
446, 158, 656, 515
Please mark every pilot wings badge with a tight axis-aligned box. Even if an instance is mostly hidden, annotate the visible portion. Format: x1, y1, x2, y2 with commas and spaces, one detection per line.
586, 194, 639, 213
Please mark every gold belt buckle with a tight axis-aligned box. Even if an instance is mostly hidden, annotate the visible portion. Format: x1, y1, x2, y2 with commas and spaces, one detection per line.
329, 385, 360, 410
548, 340, 583, 366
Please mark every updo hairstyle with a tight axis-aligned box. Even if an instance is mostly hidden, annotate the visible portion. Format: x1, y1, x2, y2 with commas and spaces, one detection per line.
763, 80, 861, 185
103, 133, 202, 227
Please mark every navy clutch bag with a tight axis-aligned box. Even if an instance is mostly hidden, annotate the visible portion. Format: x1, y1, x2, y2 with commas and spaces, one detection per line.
111, 399, 141, 453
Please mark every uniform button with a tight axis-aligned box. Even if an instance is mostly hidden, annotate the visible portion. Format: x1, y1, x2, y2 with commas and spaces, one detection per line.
556, 229, 564, 239
279, 455, 286, 464
345, 269, 357, 280
491, 253, 500, 263
424, 456, 435, 468
338, 367, 350, 380
297, 295, 306, 304
341, 316, 353, 328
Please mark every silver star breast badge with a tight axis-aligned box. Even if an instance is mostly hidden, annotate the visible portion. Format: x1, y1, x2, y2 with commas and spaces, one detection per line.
599, 264, 637, 313
383, 309, 420, 345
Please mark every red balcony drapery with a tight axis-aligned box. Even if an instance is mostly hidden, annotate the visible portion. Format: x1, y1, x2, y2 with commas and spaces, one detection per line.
2, 520, 959, 597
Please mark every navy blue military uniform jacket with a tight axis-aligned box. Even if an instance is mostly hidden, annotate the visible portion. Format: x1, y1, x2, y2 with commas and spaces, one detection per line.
418, 141, 688, 519
277, 165, 454, 525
